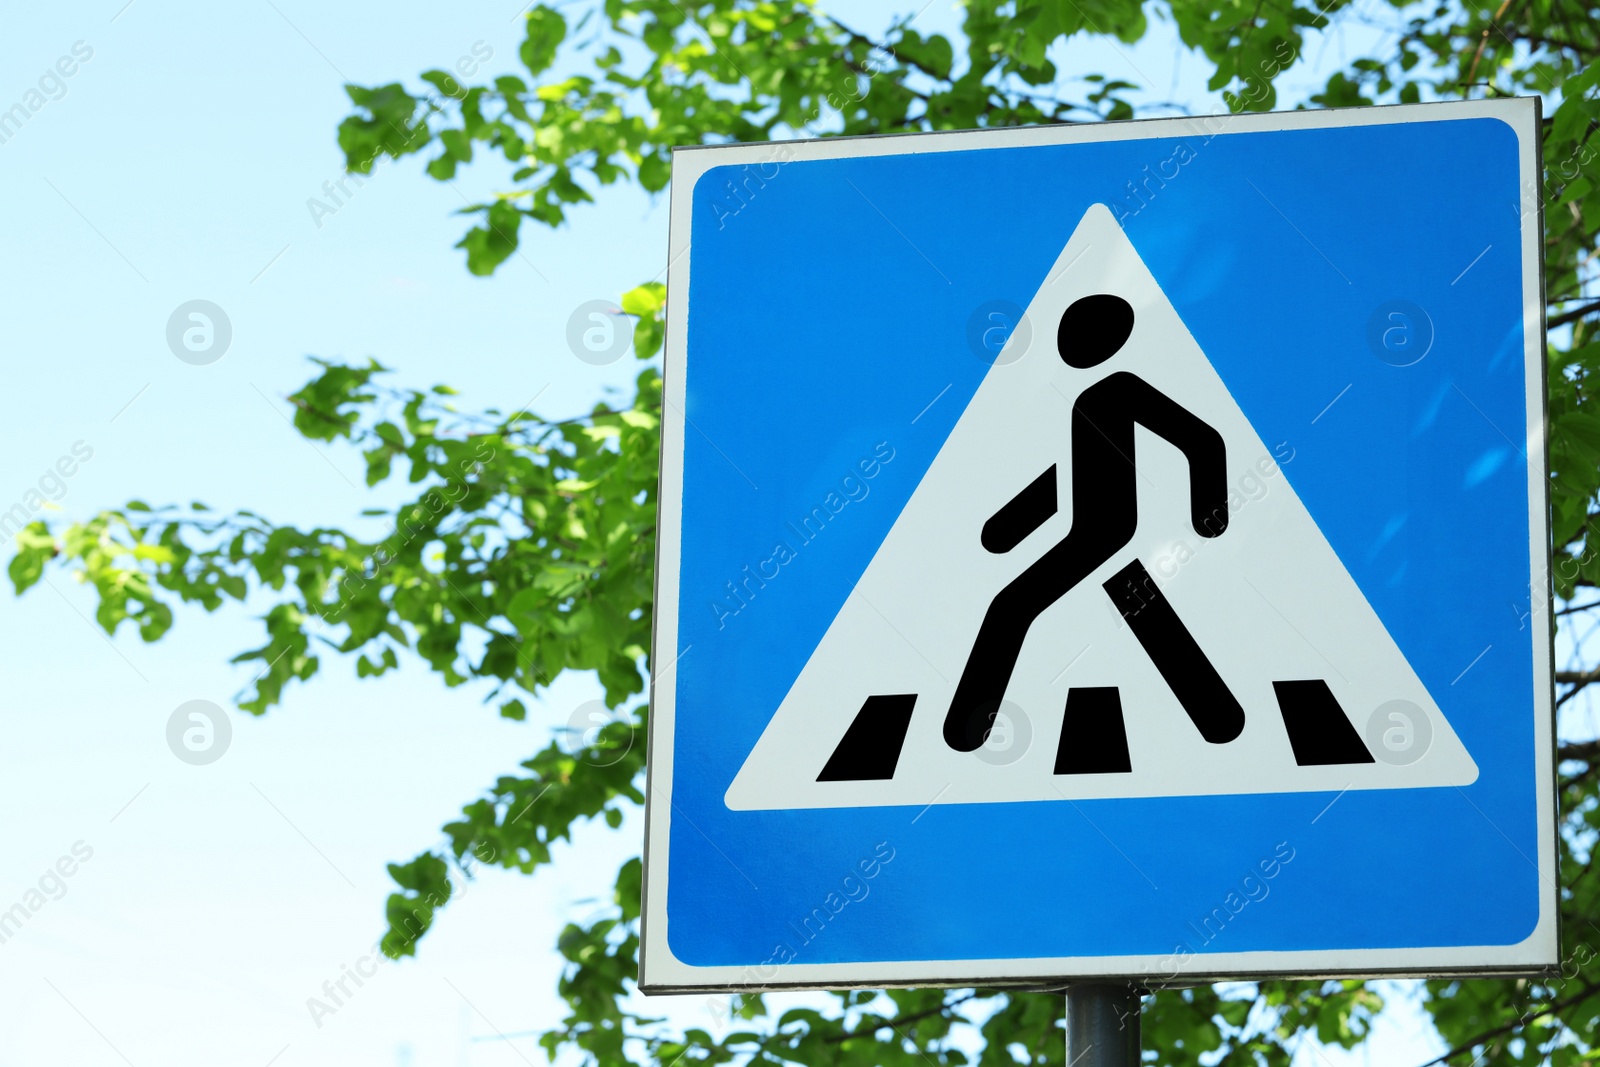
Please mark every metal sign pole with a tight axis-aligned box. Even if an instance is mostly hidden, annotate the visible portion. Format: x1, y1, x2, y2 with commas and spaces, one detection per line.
1064, 984, 1141, 1067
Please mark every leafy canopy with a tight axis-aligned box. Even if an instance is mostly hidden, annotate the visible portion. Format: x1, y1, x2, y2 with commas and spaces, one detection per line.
15, 1, 1600, 1065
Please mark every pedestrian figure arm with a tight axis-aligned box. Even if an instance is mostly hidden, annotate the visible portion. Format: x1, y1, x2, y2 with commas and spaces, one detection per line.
981, 464, 1058, 553
1124, 376, 1229, 538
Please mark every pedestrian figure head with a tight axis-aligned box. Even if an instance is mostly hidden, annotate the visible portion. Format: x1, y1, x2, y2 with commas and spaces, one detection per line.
1058, 293, 1134, 368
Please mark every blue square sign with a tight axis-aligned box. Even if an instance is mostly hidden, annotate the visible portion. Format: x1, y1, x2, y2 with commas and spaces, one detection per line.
641, 99, 1556, 991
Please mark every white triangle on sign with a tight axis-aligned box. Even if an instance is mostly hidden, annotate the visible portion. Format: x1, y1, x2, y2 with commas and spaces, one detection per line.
725, 203, 1478, 812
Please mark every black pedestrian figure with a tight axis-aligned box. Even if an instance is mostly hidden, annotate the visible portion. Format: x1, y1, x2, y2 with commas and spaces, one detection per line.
942, 293, 1246, 753
813, 291, 1379, 784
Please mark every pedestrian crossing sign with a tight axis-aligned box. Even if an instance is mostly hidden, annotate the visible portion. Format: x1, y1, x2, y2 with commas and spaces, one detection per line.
641, 99, 1557, 994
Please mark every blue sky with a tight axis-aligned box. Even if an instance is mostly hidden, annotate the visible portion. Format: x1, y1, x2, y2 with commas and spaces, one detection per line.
0, 2, 1473, 1066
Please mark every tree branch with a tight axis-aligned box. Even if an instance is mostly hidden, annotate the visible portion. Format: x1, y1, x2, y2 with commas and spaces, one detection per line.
1518, 30, 1596, 54
1558, 738, 1600, 762
1557, 668, 1600, 709
827, 17, 952, 85
284, 389, 645, 448
822, 993, 977, 1044
1412, 978, 1600, 1067
1550, 298, 1600, 329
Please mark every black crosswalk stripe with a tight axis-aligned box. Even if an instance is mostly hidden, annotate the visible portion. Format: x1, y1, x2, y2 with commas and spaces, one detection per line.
816, 677, 1377, 782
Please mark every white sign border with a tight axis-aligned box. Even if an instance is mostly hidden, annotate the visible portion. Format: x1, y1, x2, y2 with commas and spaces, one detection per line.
641, 98, 1557, 995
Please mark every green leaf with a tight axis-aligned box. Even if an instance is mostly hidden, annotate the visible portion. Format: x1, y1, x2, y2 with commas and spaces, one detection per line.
519, 6, 567, 76
456, 200, 524, 276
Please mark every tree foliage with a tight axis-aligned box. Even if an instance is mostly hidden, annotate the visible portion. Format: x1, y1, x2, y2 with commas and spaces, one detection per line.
15, 1, 1600, 1064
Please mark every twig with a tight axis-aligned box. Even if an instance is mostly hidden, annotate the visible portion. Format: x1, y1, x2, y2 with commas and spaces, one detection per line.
1464, 0, 1523, 88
